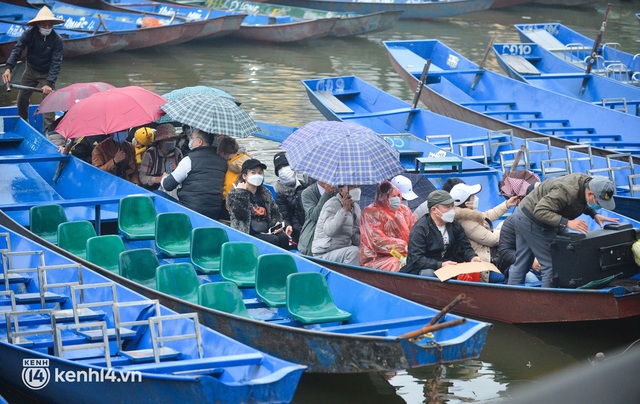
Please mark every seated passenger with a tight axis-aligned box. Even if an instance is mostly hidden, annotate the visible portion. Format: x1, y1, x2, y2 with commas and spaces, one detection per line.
312, 184, 361, 265
273, 152, 313, 246
360, 181, 416, 272
139, 124, 183, 195
92, 130, 139, 184
449, 183, 518, 264
226, 159, 289, 249
400, 190, 481, 277
217, 136, 251, 201
297, 180, 336, 256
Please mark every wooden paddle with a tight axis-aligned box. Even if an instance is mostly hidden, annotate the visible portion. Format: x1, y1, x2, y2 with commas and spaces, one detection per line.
580, 3, 612, 94
6, 83, 44, 93
471, 36, 496, 90
400, 293, 467, 339
404, 59, 431, 131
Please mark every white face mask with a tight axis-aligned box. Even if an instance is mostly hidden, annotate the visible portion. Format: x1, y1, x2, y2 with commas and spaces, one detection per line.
188, 138, 197, 150
348, 187, 361, 202
39, 27, 52, 37
469, 196, 479, 210
437, 208, 456, 223
388, 196, 401, 210
247, 174, 264, 187
278, 166, 296, 186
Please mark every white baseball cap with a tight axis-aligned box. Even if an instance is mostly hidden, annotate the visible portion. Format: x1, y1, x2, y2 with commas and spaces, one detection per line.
450, 183, 482, 206
391, 175, 418, 201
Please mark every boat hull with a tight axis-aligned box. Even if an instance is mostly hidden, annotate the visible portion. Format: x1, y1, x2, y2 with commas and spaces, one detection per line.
233, 18, 336, 42
267, 0, 496, 19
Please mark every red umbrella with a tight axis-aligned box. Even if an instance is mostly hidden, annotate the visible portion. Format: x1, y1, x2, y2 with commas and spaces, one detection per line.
56, 86, 167, 139
35, 82, 116, 114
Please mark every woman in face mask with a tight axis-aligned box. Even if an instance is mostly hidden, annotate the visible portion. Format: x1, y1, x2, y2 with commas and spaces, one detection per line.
138, 124, 183, 194
400, 190, 482, 277
449, 182, 518, 273
359, 181, 417, 272
226, 158, 289, 249
91, 129, 139, 185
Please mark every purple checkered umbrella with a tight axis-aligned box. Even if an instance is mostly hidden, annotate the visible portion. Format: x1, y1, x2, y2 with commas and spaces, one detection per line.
280, 121, 404, 186
160, 93, 259, 138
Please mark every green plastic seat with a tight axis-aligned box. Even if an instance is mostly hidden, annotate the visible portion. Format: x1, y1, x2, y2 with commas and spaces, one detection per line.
198, 282, 252, 319
190, 227, 229, 274
86, 235, 125, 274
30, 204, 68, 244
255, 254, 298, 307
220, 242, 259, 287
286, 272, 352, 324
119, 248, 160, 290
118, 195, 156, 240
156, 263, 199, 303
57, 221, 97, 260
155, 212, 192, 257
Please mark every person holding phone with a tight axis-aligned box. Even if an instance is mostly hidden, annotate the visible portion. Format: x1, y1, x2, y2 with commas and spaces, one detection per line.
226, 159, 290, 249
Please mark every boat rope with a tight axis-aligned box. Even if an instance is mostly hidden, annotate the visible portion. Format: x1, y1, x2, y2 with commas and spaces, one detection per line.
591, 337, 640, 364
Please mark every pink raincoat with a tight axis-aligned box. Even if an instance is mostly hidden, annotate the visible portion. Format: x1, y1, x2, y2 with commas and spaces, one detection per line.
359, 182, 416, 271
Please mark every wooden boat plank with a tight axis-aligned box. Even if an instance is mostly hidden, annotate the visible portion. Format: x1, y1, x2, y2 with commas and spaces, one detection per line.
501, 54, 541, 75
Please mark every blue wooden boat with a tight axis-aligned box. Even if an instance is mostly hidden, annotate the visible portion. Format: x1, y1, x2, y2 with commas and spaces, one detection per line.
0, 113, 491, 373
95, 0, 248, 40
514, 23, 640, 86
0, 19, 133, 57
260, 0, 496, 20
294, 75, 640, 324
104, 0, 401, 38
492, 42, 640, 116
0, 225, 304, 402
30, 1, 215, 48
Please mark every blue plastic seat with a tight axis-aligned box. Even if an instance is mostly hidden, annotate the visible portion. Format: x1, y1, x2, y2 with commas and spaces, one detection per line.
220, 242, 259, 287
286, 272, 351, 324
119, 249, 160, 290
57, 221, 97, 260
255, 254, 298, 307
155, 212, 192, 257
156, 263, 199, 303
29, 204, 67, 244
86, 235, 125, 274
190, 227, 229, 274
198, 282, 253, 319
118, 195, 156, 240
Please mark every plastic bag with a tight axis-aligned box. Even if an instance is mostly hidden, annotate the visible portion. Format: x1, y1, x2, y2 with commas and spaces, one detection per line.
633, 239, 640, 267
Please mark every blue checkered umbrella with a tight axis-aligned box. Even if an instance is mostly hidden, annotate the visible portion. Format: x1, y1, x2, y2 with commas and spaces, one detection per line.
160, 93, 260, 138
280, 121, 404, 186
157, 86, 241, 124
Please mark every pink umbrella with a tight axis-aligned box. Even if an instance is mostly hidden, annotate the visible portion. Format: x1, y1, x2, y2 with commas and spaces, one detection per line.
35, 82, 116, 114
56, 86, 166, 139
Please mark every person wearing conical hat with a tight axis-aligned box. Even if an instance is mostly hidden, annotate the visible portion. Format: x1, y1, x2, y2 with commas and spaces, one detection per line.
2, 6, 64, 131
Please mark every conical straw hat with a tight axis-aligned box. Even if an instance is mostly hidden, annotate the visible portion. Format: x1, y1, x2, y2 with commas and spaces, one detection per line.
27, 6, 64, 26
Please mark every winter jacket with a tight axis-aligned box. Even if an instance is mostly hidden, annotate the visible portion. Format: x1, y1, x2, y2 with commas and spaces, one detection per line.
6, 26, 63, 87
139, 145, 183, 190
454, 200, 509, 263
519, 173, 597, 228
312, 193, 361, 256
400, 214, 477, 274
223, 153, 250, 199
162, 146, 227, 219
227, 186, 283, 234
496, 214, 516, 273
274, 176, 313, 243
298, 184, 334, 256
92, 138, 139, 184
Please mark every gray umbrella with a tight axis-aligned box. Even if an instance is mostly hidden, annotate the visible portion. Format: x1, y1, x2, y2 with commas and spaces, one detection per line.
160, 93, 260, 138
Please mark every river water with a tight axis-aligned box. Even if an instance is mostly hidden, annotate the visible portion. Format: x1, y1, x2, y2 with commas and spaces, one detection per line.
2, 1, 639, 402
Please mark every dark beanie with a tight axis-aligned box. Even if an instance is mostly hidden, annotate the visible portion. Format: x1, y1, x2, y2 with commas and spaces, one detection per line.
273, 152, 289, 177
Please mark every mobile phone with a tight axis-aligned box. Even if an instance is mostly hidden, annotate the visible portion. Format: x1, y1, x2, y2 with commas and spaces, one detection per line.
268, 222, 283, 234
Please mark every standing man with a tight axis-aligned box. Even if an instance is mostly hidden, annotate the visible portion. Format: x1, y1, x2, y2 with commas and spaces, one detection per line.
2, 6, 64, 131
508, 174, 619, 288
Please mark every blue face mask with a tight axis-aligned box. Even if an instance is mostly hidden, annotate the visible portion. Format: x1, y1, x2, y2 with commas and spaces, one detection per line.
588, 201, 602, 211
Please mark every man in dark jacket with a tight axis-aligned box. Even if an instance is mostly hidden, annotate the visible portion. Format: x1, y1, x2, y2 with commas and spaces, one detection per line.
508, 174, 619, 288
2, 6, 64, 130
401, 190, 480, 276
161, 129, 227, 219
273, 152, 313, 245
